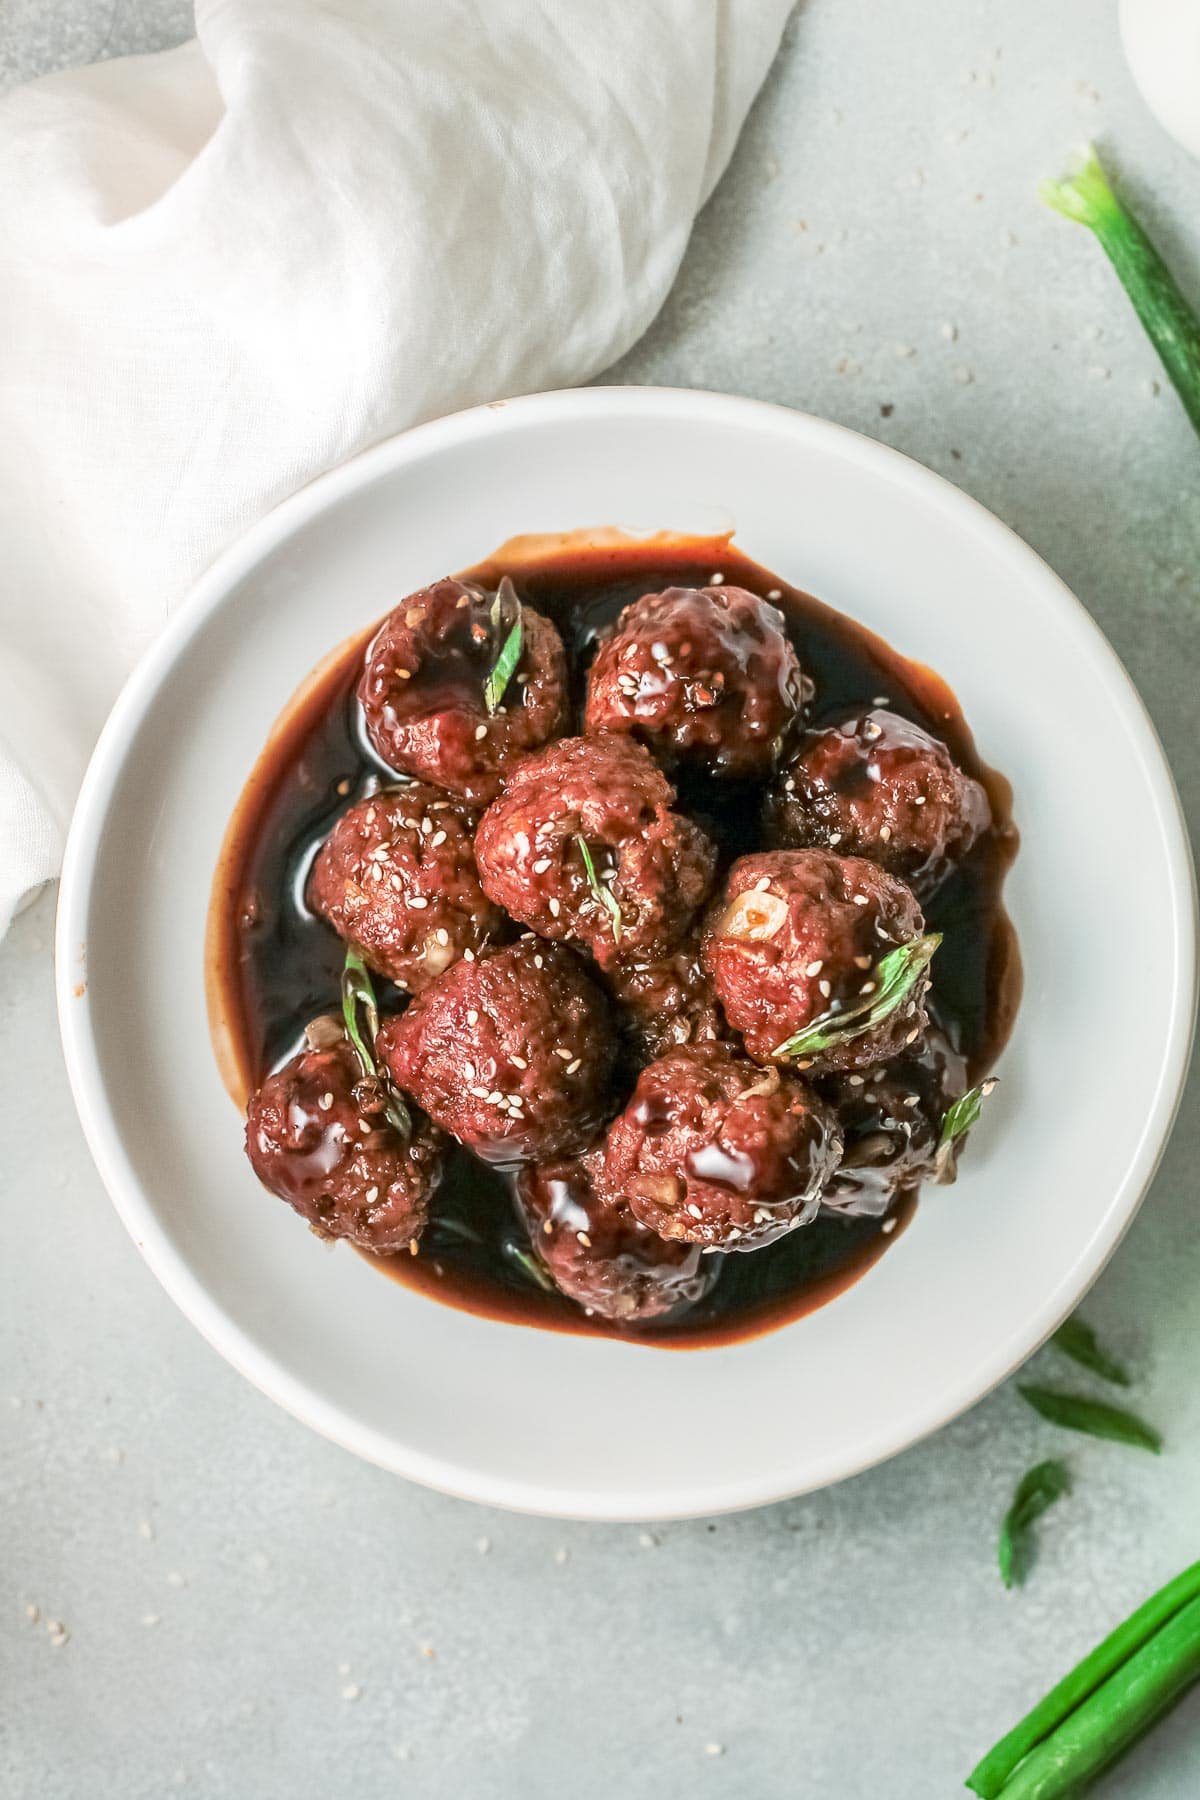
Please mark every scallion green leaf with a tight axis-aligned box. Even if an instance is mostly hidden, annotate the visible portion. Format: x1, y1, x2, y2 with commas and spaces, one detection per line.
1051, 1316, 1131, 1389
1041, 146, 1200, 442
998, 1460, 1071, 1591
774, 932, 940, 1061
576, 834, 623, 945
503, 1240, 557, 1292
340, 945, 412, 1139
1018, 1385, 1161, 1454
935, 1076, 998, 1181
483, 575, 523, 714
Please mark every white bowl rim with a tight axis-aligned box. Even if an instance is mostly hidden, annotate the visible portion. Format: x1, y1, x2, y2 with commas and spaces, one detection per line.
55, 385, 1198, 1519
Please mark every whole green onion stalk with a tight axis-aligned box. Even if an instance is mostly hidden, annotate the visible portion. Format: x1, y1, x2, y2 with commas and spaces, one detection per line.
1041, 146, 1200, 441
967, 1559, 1200, 1798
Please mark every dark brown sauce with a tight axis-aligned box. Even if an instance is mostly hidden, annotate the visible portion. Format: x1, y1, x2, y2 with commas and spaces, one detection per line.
207, 531, 1020, 1350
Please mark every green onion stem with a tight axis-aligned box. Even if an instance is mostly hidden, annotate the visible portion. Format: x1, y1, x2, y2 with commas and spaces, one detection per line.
1041, 146, 1200, 440
967, 1559, 1200, 1797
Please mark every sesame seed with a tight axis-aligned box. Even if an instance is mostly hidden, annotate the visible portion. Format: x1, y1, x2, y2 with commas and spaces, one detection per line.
365, 1186, 379, 1204
755, 876, 772, 893
879, 825, 892, 843
430, 830, 447, 848
852, 894, 869, 906
914, 795, 926, 806
435, 928, 450, 946
395, 668, 412, 680
409, 1239, 419, 1256
905, 1029, 920, 1045
474, 724, 488, 740
534, 955, 544, 968
576, 1231, 592, 1247
902, 1094, 920, 1108
464, 1062, 475, 1080
467, 1010, 479, 1025
828, 831, 843, 845
853, 955, 872, 969
767, 588, 782, 600
818, 980, 832, 998
651, 641, 671, 662
463, 948, 475, 961
511, 1055, 528, 1069
873, 695, 890, 706
487, 1090, 504, 1105
543, 1219, 554, 1235
142, 1613, 160, 1628
408, 895, 428, 909
847, 1075, 865, 1086
319, 1091, 333, 1110
687, 1204, 703, 1219
390, 875, 402, 891
805, 960, 823, 977
555, 1047, 573, 1060
470, 1086, 489, 1099
342, 1684, 361, 1702
882, 1217, 897, 1235
533, 858, 552, 874
710, 571, 725, 584
565, 1058, 581, 1075
549, 897, 561, 917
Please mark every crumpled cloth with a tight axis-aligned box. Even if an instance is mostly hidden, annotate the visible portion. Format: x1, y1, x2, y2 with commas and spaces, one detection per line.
0, 0, 791, 936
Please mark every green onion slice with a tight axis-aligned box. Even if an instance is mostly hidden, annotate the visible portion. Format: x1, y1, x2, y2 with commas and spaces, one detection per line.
576, 835, 623, 944
1018, 1385, 1161, 1454
483, 576, 523, 715
1051, 1316, 1131, 1389
340, 945, 412, 1139
998, 1460, 1071, 1591
774, 932, 940, 1060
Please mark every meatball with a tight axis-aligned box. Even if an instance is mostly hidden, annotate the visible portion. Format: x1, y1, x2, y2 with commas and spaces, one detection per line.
245, 1034, 444, 1252
819, 1027, 969, 1217
474, 734, 716, 971
703, 850, 931, 1074
516, 1150, 716, 1324
358, 576, 569, 803
309, 786, 502, 992
584, 584, 803, 778
602, 1045, 842, 1251
767, 708, 991, 892
603, 938, 725, 1064
376, 940, 617, 1163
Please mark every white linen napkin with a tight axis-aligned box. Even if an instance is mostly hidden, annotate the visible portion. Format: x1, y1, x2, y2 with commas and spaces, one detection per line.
0, 0, 791, 937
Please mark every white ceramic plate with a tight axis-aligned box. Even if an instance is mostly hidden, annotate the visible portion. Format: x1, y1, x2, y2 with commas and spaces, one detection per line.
56, 388, 1196, 1520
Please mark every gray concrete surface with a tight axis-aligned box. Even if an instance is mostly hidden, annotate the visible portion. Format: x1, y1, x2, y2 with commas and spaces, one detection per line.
4, 2, 1200, 1795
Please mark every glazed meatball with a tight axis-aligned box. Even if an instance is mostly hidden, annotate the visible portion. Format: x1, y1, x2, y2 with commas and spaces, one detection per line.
603, 938, 725, 1064
376, 940, 617, 1163
474, 735, 716, 971
245, 1034, 445, 1252
309, 786, 502, 992
819, 1027, 969, 1217
516, 1151, 716, 1324
602, 1045, 842, 1251
703, 850, 931, 1074
767, 708, 991, 892
358, 577, 568, 803
584, 584, 803, 778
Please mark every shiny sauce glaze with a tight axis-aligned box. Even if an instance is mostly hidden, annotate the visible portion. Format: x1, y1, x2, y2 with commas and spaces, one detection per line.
208, 532, 1020, 1348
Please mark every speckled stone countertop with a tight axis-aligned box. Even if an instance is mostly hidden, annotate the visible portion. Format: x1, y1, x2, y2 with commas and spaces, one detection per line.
3, 3, 1199, 1795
